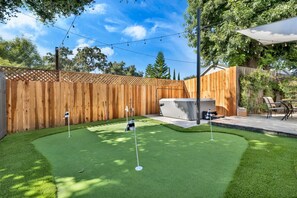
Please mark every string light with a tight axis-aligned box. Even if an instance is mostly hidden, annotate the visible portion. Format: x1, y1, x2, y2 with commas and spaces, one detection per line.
21, 13, 195, 64
60, 15, 77, 47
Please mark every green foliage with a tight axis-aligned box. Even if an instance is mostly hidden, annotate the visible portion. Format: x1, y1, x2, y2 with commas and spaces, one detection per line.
154, 51, 169, 79
45, 46, 108, 72
185, 0, 297, 69
239, 69, 276, 113
44, 46, 73, 70
44, 47, 144, 76
144, 51, 170, 79
173, 69, 176, 80
0, 37, 42, 67
145, 64, 154, 78
184, 74, 196, 80
104, 61, 143, 77
279, 76, 297, 99
0, 0, 94, 23
0, 57, 23, 67
125, 65, 144, 77
74, 46, 107, 72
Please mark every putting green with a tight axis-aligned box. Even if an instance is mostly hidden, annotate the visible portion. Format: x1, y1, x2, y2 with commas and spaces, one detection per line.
33, 120, 248, 198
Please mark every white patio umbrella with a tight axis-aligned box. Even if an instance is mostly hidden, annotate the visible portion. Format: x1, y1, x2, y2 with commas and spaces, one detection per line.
237, 16, 297, 45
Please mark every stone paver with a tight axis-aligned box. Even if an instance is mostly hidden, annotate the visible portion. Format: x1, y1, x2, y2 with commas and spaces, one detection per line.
145, 114, 208, 128
145, 114, 297, 137
211, 115, 297, 137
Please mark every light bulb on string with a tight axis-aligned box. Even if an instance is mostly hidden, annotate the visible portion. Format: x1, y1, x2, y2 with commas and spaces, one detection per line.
160, 37, 162, 41
111, 45, 113, 49
144, 39, 146, 44
127, 42, 129, 46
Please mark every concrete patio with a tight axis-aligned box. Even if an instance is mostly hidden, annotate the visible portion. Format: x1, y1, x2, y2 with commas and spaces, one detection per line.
145, 114, 297, 138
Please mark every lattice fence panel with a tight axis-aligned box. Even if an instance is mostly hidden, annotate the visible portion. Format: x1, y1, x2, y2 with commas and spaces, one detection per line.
0, 66, 59, 82
0, 66, 183, 86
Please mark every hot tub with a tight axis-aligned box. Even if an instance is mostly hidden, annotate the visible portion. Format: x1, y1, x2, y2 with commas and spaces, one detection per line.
159, 98, 215, 121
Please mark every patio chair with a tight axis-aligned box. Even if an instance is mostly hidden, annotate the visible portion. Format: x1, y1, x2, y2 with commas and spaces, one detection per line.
263, 96, 285, 118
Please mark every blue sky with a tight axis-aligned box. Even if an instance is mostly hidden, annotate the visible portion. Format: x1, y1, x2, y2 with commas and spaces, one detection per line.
0, 0, 198, 79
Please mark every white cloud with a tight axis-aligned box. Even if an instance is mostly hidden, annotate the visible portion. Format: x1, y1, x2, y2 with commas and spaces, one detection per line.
6, 13, 39, 30
122, 25, 146, 40
88, 4, 107, 15
104, 18, 125, 25
104, 25, 117, 32
69, 39, 95, 59
145, 18, 174, 30
101, 47, 114, 57
0, 12, 46, 41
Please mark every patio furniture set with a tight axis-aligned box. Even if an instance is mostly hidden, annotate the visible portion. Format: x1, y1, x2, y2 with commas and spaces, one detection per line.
263, 96, 297, 120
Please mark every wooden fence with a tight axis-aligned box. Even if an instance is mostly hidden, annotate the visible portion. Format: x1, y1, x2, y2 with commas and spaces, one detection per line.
2, 66, 245, 133
184, 67, 238, 116
6, 79, 185, 133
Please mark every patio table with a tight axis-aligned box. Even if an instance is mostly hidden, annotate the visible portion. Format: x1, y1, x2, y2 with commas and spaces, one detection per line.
280, 99, 297, 120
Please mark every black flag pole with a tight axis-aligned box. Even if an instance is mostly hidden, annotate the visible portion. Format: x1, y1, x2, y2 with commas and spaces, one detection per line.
196, 8, 201, 125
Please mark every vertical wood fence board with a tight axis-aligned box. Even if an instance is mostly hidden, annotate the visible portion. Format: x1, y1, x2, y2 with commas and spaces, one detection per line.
23, 81, 30, 131
184, 67, 239, 116
5, 68, 240, 133
6, 80, 11, 132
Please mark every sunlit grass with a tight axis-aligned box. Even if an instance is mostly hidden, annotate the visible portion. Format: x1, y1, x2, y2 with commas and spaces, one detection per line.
1, 117, 297, 197
33, 121, 247, 198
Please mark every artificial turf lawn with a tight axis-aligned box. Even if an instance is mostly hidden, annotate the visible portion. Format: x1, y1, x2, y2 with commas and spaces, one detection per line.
33, 120, 247, 198
1, 117, 297, 197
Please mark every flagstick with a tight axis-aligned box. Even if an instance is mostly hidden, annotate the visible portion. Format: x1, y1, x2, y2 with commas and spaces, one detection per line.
209, 109, 214, 141
125, 106, 129, 132
68, 116, 71, 138
64, 111, 71, 138
134, 126, 143, 171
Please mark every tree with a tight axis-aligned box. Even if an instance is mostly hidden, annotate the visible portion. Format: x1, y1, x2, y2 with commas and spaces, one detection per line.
44, 46, 74, 71
44, 46, 107, 72
177, 72, 180, 80
0, 37, 42, 67
0, 57, 22, 67
185, 0, 297, 69
104, 61, 143, 77
168, 68, 171, 79
125, 65, 143, 77
184, 75, 196, 80
153, 51, 169, 79
145, 64, 154, 78
173, 69, 176, 80
74, 46, 107, 72
0, 0, 94, 23
104, 61, 125, 75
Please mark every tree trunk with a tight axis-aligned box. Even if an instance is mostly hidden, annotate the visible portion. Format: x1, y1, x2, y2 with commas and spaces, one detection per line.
243, 57, 258, 68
